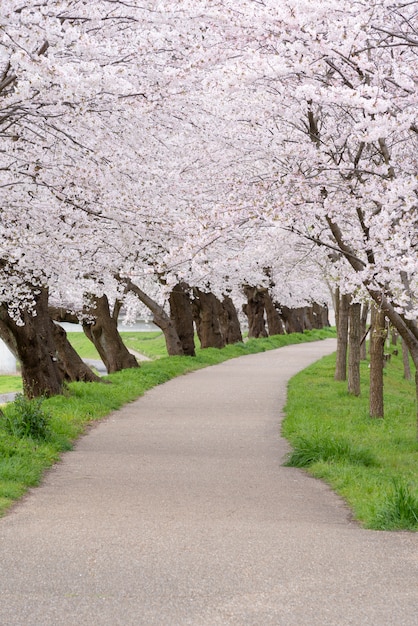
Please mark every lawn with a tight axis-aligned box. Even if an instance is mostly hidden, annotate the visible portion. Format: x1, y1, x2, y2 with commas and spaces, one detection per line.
282, 348, 418, 530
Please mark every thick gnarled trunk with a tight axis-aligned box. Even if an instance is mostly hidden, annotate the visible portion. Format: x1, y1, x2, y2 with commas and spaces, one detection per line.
242, 286, 268, 338
169, 283, 195, 356
192, 289, 225, 349
219, 296, 243, 344
280, 306, 309, 333
311, 303, 330, 329
264, 293, 285, 335
0, 288, 63, 398
83, 294, 139, 373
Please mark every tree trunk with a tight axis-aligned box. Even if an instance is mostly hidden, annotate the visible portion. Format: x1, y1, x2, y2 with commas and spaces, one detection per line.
391, 327, 399, 346
320, 303, 331, 328
242, 286, 268, 338
192, 289, 225, 349
48, 307, 80, 325
402, 339, 412, 381
311, 303, 330, 329
83, 294, 139, 373
348, 302, 361, 396
279, 306, 306, 334
369, 306, 386, 418
334, 293, 350, 381
169, 283, 195, 356
219, 296, 243, 344
0, 287, 64, 398
360, 302, 369, 360
334, 287, 340, 330
51, 321, 101, 383
122, 278, 183, 356
264, 293, 285, 335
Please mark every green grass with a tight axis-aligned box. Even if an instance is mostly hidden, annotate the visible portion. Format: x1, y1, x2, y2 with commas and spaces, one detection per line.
119, 331, 168, 359
67, 330, 169, 360
0, 327, 335, 516
282, 349, 418, 531
66, 333, 101, 360
0, 376, 22, 394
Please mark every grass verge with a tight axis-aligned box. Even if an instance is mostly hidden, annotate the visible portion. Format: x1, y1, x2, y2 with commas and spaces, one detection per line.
66, 331, 168, 361
282, 350, 418, 531
0, 327, 335, 517
0, 376, 22, 394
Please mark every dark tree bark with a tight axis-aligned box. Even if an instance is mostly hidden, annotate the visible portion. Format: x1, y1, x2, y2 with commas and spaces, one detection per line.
348, 302, 361, 396
51, 321, 101, 383
48, 307, 79, 325
192, 289, 225, 349
360, 302, 369, 361
280, 306, 309, 334
242, 286, 268, 338
264, 293, 285, 335
311, 303, 330, 329
0, 287, 63, 398
334, 287, 340, 330
335, 293, 350, 381
402, 339, 412, 381
169, 283, 195, 356
369, 306, 386, 418
219, 296, 243, 344
83, 294, 139, 373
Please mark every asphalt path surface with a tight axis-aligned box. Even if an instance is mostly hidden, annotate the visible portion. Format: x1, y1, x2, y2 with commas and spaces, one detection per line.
0, 339, 417, 625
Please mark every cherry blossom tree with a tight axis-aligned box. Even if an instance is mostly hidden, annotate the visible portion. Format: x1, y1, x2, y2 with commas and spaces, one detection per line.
3, 0, 414, 407
209, 0, 418, 418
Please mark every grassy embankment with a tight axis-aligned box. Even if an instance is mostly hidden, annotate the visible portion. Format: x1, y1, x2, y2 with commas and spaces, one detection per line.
0, 327, 334, 517
282, 349, 418, 531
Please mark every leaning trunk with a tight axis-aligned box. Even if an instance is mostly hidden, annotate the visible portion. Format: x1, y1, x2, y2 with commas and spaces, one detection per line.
121, 278, 183, 356
348, 302, 361, 396
51, 321, 101, 383
83, 294, 139, 373
0, 287, 63, 398
169, 283, 195, 356
369, 306, 386, 418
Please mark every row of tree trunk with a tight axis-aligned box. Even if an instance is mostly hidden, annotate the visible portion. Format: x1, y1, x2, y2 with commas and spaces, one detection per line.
334, 290, 412, 419
242, 285, 330, 338
0, 279, 331, 399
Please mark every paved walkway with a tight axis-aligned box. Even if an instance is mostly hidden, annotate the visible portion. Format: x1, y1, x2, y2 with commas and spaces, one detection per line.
0, 339, 417, 625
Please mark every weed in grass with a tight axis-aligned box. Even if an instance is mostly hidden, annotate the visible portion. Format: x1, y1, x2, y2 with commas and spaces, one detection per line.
373, 480, 418, 530
1, 394, 51, 440
284, 434, 377, 468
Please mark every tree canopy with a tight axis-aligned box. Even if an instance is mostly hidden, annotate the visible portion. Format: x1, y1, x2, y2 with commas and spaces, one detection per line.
1, 1, 417, 365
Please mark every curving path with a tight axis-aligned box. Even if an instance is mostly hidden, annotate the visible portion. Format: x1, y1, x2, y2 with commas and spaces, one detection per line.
0, 339, 417, 625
